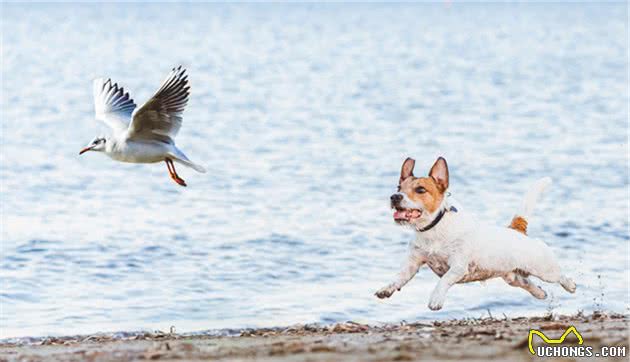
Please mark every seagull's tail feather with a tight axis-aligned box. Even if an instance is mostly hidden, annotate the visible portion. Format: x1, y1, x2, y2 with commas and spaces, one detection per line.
176, 159, 206, 173
169, 150, 206, 173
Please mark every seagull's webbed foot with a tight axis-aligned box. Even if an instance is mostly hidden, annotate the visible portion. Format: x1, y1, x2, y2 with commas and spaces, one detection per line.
171, 174, 187, 187
165, 159, 187, 187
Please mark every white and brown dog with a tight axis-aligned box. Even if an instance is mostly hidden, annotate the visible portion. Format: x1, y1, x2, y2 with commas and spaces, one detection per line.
375, 157, 576, 310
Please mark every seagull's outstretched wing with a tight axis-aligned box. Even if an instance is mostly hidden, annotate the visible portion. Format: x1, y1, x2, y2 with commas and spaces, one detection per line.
93, 78, 137, 133
127, 66, 189, 142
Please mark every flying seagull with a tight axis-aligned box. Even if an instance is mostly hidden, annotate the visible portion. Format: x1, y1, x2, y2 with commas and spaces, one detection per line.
80, 66, 205, 187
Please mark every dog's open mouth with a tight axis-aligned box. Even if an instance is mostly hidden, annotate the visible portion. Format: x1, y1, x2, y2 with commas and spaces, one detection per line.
393, 208, 422, 222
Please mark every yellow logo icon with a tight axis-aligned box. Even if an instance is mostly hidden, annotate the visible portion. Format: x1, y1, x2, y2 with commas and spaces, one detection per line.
528, 326, 584, 355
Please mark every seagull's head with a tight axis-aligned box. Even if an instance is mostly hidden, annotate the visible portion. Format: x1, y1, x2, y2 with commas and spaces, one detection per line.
79, 136, 107, 155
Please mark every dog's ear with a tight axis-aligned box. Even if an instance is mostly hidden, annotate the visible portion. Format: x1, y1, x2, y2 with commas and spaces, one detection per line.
400, 157, 415, 184
429, 157, 449, 191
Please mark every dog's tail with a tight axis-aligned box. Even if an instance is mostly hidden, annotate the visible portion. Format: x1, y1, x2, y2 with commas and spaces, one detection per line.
509, 177, 552, 235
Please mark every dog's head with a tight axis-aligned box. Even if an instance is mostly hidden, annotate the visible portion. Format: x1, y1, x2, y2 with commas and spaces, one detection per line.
390, 157, 449, 227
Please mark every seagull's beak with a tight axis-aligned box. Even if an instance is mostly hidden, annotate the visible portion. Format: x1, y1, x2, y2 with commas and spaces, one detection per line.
79, 145, 94, 155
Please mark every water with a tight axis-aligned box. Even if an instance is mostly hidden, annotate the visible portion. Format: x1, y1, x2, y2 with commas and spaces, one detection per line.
1, 3, 627, 339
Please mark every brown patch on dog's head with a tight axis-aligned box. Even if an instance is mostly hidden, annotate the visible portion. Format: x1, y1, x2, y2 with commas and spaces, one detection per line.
392, 157, 450, 223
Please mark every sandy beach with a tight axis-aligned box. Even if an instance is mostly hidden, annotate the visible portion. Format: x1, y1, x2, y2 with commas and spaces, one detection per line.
1, 312, 627, 362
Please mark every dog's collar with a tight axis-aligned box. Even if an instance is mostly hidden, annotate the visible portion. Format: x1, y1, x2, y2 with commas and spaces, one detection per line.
418, 206, 458, 232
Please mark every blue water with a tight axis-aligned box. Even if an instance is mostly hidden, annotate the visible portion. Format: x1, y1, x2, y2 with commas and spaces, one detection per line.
1, 3, 628, 339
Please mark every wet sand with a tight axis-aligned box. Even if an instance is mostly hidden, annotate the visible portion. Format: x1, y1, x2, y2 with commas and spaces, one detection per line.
1, 312, 627, 362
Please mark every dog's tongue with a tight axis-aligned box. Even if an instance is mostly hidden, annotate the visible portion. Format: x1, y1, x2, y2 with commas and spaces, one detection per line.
394, 209, 422, 221
393, 210, 409, 220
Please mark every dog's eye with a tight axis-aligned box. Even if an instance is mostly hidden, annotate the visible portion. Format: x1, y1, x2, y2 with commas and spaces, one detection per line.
397, 186, 401, 192
415, 187, 426, 194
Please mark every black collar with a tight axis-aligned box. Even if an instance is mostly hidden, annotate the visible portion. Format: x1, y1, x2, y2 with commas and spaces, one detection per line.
418, 206, 457, 232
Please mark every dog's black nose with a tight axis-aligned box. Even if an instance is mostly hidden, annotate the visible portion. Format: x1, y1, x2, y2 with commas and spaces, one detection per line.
390, 194, 403, 203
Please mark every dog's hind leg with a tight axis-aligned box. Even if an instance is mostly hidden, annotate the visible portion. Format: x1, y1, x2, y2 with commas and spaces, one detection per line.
530, 268, 577, 294
503, 272, 547, 299
559, 275, 576, 293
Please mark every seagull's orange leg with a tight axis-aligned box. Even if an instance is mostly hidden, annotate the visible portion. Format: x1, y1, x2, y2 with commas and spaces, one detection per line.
165, 158, 187, 187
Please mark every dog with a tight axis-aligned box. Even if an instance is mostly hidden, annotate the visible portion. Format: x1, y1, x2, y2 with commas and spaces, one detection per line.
375, 157, 576, 310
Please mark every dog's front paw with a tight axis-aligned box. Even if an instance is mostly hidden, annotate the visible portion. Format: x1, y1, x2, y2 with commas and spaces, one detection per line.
375, 283, 398, 299
428, 292, 445, 311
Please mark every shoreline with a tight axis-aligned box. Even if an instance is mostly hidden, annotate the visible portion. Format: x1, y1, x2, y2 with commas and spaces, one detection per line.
1, 312, 628, 361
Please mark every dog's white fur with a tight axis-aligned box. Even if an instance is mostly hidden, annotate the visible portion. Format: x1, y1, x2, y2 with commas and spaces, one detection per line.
376, 160, 575, 310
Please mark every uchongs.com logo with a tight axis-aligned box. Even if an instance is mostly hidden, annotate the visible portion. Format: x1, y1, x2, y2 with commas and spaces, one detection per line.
528, 326, 627, 358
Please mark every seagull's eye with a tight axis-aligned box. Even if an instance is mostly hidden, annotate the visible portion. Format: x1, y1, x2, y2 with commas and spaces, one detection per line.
415, 186, 426, 194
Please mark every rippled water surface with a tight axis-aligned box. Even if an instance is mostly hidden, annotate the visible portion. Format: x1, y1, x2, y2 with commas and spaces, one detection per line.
1, 3, 628, 339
